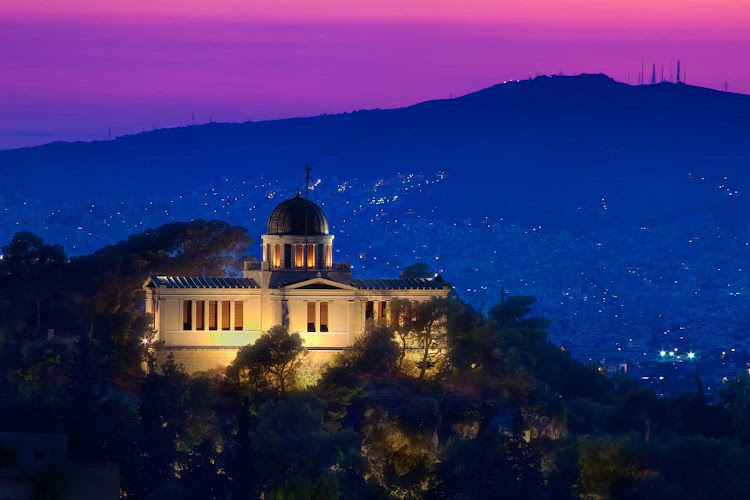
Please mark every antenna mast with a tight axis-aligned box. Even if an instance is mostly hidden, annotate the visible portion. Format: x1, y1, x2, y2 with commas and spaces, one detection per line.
304, 165, 312, 269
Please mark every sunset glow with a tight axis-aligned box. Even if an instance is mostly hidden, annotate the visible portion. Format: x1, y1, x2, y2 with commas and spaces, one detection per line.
2, 0, 749, 149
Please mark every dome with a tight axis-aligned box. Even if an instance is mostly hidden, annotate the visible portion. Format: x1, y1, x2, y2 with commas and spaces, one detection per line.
266, 192, 329, 236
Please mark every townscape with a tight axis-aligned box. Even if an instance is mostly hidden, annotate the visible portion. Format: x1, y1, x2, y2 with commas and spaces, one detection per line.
2, 168, 748, 395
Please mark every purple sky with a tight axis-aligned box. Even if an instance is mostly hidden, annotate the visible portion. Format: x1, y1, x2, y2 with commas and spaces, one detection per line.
2, 2, 749, 150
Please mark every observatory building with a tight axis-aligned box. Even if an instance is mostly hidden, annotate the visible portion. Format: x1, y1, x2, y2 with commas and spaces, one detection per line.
144, 190, 450, 373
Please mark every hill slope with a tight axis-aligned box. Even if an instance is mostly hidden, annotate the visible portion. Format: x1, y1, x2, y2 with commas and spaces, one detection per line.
2, 74, 749, 227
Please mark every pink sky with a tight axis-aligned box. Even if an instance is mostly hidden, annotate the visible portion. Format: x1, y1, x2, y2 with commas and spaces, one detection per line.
2, 0, 749, 149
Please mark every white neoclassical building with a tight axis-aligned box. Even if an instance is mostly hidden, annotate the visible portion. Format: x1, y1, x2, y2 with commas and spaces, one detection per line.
144, 190, 451, 372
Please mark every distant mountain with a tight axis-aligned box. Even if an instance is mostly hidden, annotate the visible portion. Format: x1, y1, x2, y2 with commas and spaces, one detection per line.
2, 74, 750, 228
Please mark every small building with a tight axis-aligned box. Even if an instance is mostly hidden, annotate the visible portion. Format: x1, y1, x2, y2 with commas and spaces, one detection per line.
144, 190, 451, 373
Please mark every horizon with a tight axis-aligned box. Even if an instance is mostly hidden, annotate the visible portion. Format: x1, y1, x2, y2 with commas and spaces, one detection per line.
2, 0, 749, 150
2, 72, 747, 152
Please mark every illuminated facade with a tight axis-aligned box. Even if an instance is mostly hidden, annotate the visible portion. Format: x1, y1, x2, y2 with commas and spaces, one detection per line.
143, 191, 450, 373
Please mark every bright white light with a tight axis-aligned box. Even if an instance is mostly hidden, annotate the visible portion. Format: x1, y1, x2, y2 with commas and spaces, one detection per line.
141, 337, 150, 346
659, 351, 666, 357
687, 352, 696, 359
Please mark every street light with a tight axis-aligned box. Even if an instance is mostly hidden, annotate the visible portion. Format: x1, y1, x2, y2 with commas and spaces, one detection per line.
687, 352, 696, 360
659, 350, 666, 357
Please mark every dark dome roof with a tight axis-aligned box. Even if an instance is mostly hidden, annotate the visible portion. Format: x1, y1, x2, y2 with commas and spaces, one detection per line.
266, 193, 329, 236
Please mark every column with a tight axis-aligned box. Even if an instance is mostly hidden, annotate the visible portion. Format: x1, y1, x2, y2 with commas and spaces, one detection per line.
348, 300, 354, 342
217, 298, 223, 331
315, 301, 321, 332
229, 300, 235, 331
361, 300, 366, 332
204, 299, 209, 331
191, 300, 197, 331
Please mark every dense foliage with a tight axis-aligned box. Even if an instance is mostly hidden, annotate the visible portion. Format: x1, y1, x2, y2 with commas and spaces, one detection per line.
2, 223, 750, 499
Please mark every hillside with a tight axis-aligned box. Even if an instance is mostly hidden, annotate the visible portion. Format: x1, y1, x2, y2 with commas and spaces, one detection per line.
2, 74, 750, 228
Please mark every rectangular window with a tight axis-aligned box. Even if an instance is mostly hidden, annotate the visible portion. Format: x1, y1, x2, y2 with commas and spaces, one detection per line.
182, 301, 192, 330
320, 302, 329, 332
326, 245, 333, 267
306, 243, 315, 267
365, 301, 374, 320
221, 300, 231, 330
380, 301, 387, 320
196, 300, 205, 330
296, 244, 304, 267
234, 301, 243, 331
284, 244, 292, 269
208, 301, 217, 330
274, 244, 281, 268
307, 302, 316, 332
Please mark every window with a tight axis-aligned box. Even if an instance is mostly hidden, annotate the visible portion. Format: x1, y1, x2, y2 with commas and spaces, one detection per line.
365, 301, 374, 320
295, 244, 304, 267
320, 302, 328, 332
182, 301, 192, 330
234, 301, 243, 330
326, 245, 333, 267
196, 301, 205, 330
284, 244, 292, 268
208, 301, 217, 330
307, 302, 316, 332
221, 300, 231, 330
380, 301, 387, 320
306, 243, 315, 267
273, 244, 281, 268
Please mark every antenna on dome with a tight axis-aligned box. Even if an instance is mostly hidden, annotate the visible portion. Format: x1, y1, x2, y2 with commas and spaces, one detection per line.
305, 165, 311, 200
304, 165, 312, 269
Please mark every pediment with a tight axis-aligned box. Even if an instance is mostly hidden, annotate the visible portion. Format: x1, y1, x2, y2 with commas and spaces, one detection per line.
283, 277, 357, 290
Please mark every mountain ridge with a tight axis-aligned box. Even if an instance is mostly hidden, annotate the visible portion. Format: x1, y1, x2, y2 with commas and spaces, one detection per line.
2, 73, 750, 229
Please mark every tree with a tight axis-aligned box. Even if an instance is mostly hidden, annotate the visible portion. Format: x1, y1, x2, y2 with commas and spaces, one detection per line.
412, 298, 449, 381
340, 324, 400, 378
399, 262, 432, 279
228, 325, 306, 397
577, 433, 656, 499
0, 232, 67, 339
387, 298, 416, 369
315, 364, 366, 424
432, 431, 543, 500
720, 373, 750, 443
251, 394, 360, 498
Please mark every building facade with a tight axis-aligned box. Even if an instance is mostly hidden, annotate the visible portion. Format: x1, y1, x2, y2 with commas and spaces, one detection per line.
144, 191, 450, 373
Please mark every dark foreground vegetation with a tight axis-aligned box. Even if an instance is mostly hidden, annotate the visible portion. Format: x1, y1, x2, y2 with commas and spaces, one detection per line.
2, 221, 750, 499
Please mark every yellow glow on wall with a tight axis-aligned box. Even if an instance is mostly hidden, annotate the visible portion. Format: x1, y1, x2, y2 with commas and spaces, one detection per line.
295, 244, 304, 267
273, 244, 281, 268
307, 243, 315, 267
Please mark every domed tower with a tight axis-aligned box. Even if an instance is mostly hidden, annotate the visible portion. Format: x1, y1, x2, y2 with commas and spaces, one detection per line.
261, 190, 334, 271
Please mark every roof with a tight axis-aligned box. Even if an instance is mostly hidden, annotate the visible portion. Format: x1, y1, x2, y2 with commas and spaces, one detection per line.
351, 278, 448, 290
267, 193, 329, 236
149, 276, 260, 289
